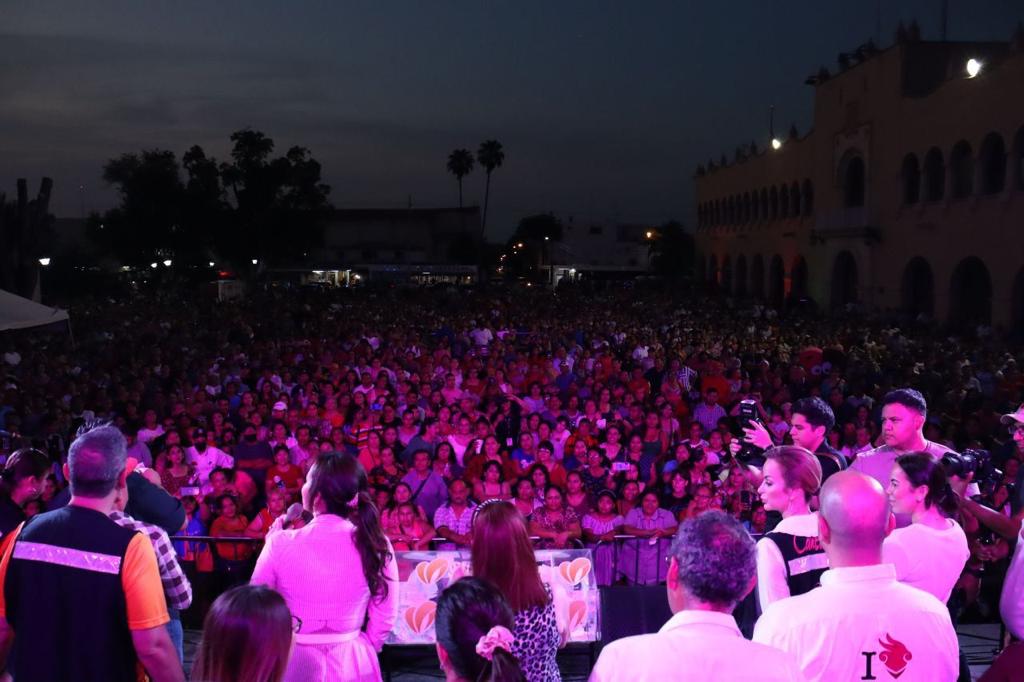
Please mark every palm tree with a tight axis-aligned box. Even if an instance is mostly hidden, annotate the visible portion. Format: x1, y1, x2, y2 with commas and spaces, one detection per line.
476, 140, 504, 237
446, 149, 475, 208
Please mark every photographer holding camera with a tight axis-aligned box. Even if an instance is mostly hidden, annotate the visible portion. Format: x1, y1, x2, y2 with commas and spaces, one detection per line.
738, 397, 847, 484
954, 404, 1024, 544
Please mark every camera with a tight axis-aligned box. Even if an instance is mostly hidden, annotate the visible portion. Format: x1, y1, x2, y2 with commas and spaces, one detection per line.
941, 448, 1002, 495
735, 399, 765, 465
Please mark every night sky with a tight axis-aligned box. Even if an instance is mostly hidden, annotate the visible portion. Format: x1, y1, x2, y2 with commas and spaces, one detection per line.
2, 1, 1021, 238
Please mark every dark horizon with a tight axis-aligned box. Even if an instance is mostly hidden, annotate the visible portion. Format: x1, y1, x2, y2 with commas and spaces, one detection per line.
2, 1, 1022, 239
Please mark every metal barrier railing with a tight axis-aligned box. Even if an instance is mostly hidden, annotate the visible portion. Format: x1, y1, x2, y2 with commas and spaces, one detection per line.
173, 534, 665, 584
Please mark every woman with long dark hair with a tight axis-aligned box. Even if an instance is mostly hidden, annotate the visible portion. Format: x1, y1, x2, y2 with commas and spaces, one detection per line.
0, 447, 51, 536
472, 501, 562, 682
192, 584, 294, 682
436, 577, 526, 682
251, 452, 398, 682
884, 452, 969, 602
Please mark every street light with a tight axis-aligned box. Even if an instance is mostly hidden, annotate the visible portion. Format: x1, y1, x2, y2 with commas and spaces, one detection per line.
544, 236, 549, 241
163, 259, 172, 267
771, 138, 783, 150
517, 242, 524, 248
38, 257, 51, 267
251, 259, 259, 265
645, 230, 654, 239
966, 58, 982, 78
208, 261, 215, 267
150, 262, 158, 269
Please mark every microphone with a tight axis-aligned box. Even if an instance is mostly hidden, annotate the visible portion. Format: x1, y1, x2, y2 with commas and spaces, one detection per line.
283, 503, 305, 528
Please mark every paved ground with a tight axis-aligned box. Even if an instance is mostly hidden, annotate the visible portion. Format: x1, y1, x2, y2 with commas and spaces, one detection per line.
183, 623, 1002, 680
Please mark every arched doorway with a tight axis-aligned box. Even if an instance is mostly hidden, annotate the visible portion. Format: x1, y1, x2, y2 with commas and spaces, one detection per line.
901, 257, 934, 317
751, 255, 765, 298
949, 257, 992, 328
830, 251, 858, 311
840, 153, 866, 207
735, 255, 748, 297
790, 256, 809, 301
768, 255, 785, 309
1012, 268, 1024, 341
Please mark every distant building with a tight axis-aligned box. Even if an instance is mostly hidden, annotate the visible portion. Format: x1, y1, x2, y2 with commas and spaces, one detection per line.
541, 220, 653, 286
694, 26, 1024, 331
309, 206, 481, 285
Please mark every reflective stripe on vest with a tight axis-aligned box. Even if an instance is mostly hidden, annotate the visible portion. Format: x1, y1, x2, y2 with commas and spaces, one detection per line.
13, 540, 122, 575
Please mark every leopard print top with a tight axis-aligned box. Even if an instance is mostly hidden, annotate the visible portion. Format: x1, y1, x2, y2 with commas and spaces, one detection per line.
511, 586, 561, 682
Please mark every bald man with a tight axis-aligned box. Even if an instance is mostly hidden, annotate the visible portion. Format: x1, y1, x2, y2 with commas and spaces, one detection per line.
753, 471, 958, 682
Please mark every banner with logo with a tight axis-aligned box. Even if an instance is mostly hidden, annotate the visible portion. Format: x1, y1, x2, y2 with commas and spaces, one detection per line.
387, 548, 600, 644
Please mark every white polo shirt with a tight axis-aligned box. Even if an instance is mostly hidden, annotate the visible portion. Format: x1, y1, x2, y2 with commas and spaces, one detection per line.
882, 520, 969, 603
1001, 527, 1024, 639
753, 563, 958, 682
590, 610, 804, 682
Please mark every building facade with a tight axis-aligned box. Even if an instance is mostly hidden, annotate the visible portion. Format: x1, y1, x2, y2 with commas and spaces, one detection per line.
694, 29, 1024, 332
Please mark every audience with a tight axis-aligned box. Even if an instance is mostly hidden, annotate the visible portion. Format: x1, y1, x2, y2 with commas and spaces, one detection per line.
2, 285, 1022, 677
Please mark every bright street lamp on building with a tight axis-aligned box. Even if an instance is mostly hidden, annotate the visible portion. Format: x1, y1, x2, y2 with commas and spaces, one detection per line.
771, 138, 783, 150
38, 257, 51, 267
150, 262, 158, 269
251, 259, 259, 265
163, 259, 172, 267
208, 261, 215, 267
966, 58, 982, 78
645, 230, 654, 239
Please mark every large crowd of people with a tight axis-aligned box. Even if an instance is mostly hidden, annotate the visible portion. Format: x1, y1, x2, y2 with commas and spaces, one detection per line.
0, 284, 1022, 680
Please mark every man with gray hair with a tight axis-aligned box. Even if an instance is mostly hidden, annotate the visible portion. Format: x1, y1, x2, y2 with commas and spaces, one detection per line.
589, 511, 803, 681
0, 423, 184, 682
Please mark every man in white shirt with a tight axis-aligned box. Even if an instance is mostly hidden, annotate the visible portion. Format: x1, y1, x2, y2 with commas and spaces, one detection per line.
753, 471, 959, 682
590, 511, 803, 682
186, 428, 233, 489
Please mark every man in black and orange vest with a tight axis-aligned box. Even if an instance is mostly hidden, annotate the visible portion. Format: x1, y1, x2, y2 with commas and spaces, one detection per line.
0, 422, 183, 682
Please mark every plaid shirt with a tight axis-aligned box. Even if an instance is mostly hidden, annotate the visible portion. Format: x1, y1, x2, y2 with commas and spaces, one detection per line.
110, 510, 193, 611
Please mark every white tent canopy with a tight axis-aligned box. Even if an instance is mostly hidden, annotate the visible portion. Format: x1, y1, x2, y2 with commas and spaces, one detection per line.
0, 289, 69, 331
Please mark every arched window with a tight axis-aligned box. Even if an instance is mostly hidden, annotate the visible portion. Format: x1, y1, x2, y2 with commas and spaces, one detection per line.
760, 189, 769, 219
801, 179, 814, 215
790, 182, 801, 219
901, 154, 921, 205
841, 153, 866, 207
979, 132, 1006, 195
743, 192, 752, 223
950, 140, 973, 199
779, 185, 790, 217
1014, 127, 1024, 191
750, 191, 759, 222
769, 186, 779, 219
923, 147, 945, 201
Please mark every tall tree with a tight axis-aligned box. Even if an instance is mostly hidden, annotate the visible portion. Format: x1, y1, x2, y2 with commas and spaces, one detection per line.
476, 140, 504, 237
647, 220, 695, 291
99, 149, 185, 263
446, 149, 474, 208
218, 129, 331, 266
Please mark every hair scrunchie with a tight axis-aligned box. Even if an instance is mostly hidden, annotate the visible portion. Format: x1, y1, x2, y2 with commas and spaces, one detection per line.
475, 625, 515, 661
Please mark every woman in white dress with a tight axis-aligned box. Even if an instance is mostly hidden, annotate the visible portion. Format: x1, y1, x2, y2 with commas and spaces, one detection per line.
251, 452, 399, 682
884, 452, 969, 603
